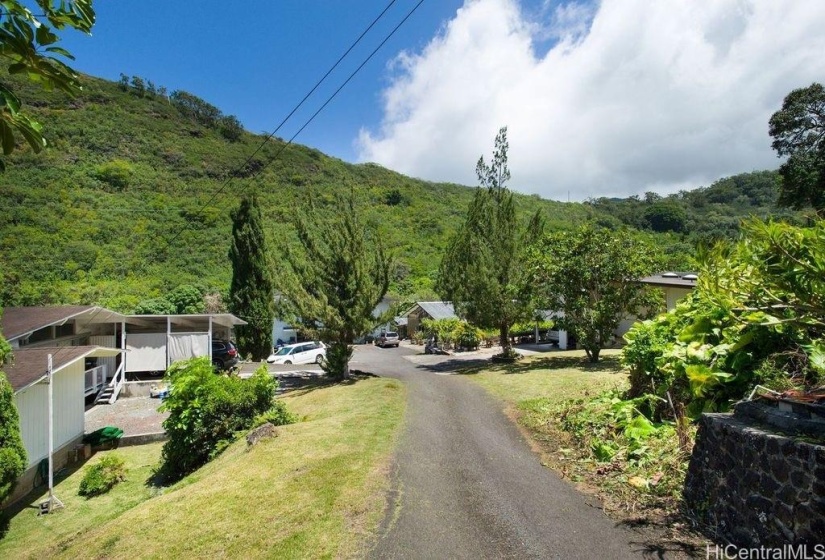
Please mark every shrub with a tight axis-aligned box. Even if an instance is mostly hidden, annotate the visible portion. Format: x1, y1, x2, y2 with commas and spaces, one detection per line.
78, 454, 126, 497
159, 359, 280, 481
253, 400, 298, 428
0, 331, 27, 504
93, 159, 134, 190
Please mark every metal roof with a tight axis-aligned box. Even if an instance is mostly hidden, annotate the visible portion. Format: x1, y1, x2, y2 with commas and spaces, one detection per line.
409, 301, 458, 321
1, 306, 127, 342
638, 272, 699, 289
3, 345, 123, 393
126, 313, 247, 328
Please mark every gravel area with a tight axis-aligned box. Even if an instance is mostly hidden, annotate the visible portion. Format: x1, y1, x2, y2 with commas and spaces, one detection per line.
85, 396, 168, 436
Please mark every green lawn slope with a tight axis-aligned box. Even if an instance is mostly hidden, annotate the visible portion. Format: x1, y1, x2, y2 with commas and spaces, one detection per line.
0, 376, 406, 559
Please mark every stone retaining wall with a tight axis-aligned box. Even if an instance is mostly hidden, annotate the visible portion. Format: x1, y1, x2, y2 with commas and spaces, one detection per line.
684, 413, 825, 545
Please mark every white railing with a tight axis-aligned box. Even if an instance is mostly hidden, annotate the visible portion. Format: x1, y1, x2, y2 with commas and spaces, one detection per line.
109, 362, 125, 404
84, 364, 108, 396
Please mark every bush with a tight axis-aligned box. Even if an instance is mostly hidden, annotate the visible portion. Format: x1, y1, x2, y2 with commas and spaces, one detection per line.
253, 400, 298, 428
158, 359, 280, 481
78, 454, 126, 497
0, 369, 27, 503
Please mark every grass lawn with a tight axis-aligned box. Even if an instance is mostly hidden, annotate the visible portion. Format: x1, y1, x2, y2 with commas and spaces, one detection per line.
0, 376, 406, 559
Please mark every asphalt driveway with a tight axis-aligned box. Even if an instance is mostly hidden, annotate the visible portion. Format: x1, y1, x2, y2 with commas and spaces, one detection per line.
357, 343, 648, 559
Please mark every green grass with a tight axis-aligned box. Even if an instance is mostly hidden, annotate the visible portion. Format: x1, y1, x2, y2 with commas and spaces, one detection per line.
0, 376, 406, 559
462, 349, 628, 406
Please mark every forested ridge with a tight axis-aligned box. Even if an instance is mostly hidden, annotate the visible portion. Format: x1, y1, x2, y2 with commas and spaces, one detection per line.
0, 70, 801, 311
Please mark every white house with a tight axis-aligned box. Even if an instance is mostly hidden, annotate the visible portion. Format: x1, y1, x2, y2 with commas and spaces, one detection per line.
638, 272, 698, 311
3, 345, 121, 505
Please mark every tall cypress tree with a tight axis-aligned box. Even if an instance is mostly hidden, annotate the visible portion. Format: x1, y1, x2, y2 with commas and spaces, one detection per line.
228, 194, 275, 361
279, 192, 391, 379
437, 127, 543, 360
0, 312, 26, 504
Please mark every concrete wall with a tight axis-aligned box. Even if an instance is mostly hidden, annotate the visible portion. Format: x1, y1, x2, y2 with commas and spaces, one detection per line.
684, 413, 825, 545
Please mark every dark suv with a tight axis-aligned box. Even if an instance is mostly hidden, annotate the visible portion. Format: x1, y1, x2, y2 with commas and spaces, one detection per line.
212, 340, 239, 371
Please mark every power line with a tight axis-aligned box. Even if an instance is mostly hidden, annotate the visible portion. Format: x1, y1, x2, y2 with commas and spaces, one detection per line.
156, 0, 409, 259
158, 0, 426, 259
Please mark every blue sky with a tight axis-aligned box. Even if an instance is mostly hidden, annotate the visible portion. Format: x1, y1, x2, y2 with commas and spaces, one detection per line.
58, 0, 473, 162
55, 1, 825, 199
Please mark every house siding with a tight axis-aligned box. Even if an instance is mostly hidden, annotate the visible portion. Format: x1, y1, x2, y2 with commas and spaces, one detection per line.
14, 360, 85, 468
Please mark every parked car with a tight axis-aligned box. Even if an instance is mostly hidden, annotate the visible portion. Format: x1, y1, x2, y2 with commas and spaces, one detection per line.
267, 341, 326, 365
376, 331, 400, 348
212, 339, 239, 371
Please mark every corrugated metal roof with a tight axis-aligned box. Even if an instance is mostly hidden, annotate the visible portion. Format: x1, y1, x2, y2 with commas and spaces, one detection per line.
415, 301, 458, 320
2, 306, 128, 343
3, 346, 122, 393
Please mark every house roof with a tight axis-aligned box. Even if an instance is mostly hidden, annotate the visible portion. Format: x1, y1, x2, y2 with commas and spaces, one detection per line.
3, 345, 122, 393
1, 306, 126, 342
407, 301, 458, 321
126, 313, 247, 329
638, 272, 699, 289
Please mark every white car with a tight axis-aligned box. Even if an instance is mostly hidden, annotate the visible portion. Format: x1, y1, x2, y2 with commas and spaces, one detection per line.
267, 342, 326, 365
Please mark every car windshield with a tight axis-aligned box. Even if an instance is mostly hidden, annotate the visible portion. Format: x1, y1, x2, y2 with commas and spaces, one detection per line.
275, 346, 294, 356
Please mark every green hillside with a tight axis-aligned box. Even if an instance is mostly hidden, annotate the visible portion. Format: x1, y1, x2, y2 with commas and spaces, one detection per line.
0, 70, 799, 311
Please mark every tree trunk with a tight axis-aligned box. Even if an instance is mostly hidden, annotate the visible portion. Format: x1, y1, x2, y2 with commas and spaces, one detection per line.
499, 322, 511, 355
587, 346, 600, 363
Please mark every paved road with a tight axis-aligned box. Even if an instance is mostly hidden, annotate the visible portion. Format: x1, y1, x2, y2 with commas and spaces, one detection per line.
357, 344, 647, 559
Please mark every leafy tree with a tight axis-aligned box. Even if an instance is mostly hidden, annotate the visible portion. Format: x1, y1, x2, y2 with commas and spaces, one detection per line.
437, 127, 543, 359
117, 73, 129, 91
643, 201, 687, 233
218, 115, 243, 142
159, 358, 279, 481
530, 225, 659, 362
278, 192, 391, 379
769, 83, 825, 214
130, 76, 144, 97
0, 312, 27, 503
170, 90, 222, 128
229, 194, 275, 360
0, 0, 95, 170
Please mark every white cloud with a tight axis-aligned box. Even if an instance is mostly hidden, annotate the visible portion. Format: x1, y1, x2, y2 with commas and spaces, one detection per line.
357, 0, 825, 200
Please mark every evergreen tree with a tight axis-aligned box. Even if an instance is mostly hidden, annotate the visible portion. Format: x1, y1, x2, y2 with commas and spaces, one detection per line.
437, 127, 544, 360
0, 311, 26, 503
279, 192, 391, 379
228, 194, 275, 361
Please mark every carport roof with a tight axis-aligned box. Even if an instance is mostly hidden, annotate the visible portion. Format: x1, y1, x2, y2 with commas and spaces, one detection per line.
126, 313, 247, 328
4, 345, 123, 393
2, 306, 126, 343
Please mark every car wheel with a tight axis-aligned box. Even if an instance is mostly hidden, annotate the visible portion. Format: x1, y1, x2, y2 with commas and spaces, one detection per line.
284, 360, 292, 365
315, 354, 324, 364
212, 359, 223, 371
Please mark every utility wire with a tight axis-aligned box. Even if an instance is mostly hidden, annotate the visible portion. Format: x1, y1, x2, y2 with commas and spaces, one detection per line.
158, 0, 426, 258
157, 0, 409, 258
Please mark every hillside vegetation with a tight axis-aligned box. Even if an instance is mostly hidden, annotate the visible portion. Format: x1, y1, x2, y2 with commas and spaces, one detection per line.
0, 69, 798, 311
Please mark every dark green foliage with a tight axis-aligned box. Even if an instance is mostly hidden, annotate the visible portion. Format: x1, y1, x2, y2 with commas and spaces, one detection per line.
218, 115, 244, 142
643, 201, 687, 233
279, 192, 391, 380
769, 83, 825, 215
229, 194, 275, 360
78, 454, 126, 497
0, 314, 26, 504
159, 359, 280, 480
133, 284, 204, 315
530, 225, 660, 362
438, 127, 543, 358
622, 219, 825, 418
170, 90, 222, 128
0, 0, 95, 170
